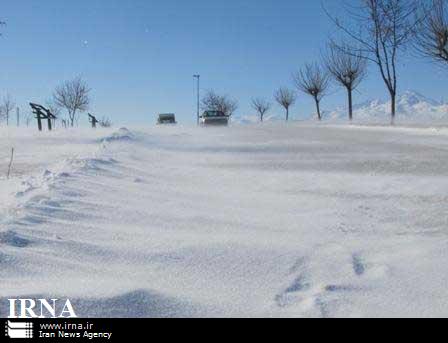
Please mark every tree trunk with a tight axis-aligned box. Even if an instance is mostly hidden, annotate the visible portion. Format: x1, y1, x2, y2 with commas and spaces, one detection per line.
348, 88, 353, 122
390, 91, 396, 125
286, 107, 289, 121
315, 98, 322, 121
70, 111, 75, 127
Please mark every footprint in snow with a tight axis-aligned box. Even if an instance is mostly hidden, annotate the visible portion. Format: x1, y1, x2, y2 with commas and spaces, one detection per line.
275, 274, 312, 308
352, 253, 366, 276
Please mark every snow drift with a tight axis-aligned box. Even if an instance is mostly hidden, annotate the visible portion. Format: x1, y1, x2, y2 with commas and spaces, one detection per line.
1, 124, 448, 318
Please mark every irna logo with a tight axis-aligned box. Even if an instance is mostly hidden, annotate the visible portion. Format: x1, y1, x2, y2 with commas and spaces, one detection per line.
7, 299, 77, 319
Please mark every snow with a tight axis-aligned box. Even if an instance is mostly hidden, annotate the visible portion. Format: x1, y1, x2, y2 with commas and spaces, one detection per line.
232, 114, 284, 125
1, 122, 448, 318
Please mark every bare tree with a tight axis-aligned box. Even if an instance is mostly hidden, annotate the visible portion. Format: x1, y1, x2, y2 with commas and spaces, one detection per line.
1, 94, 15, 126
415, 0, 448, 65
274, 88, 297, 121
251, 98, 271, 122
201, 90, 238, 116
324, 43, 367, 121
293, 63, 329, 121
99, 116, 113, 128
53, 77, 91, 127
324, 0, 421, 124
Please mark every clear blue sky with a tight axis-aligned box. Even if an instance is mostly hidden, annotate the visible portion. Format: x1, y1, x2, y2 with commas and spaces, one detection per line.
0, 0, 446, 125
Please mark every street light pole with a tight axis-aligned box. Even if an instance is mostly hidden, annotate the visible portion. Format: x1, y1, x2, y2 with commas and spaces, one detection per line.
193, 75, 200, 125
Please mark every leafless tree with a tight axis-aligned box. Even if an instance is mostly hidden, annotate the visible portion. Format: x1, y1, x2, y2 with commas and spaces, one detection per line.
53, 77, 91, 127
293, 63, 329, 121
324, 0, 421, 124
1, 94, 15, 126
99, 116, 113, 128
251, 98, 271, 122
274, 88, 297, 121
201, 90, 238, 116
324, 43, 367, 121
415, 0, 448, 65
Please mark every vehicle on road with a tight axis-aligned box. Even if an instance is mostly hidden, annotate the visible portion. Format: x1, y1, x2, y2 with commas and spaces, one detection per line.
157, 113, 177, 125
200, 111, 229, 126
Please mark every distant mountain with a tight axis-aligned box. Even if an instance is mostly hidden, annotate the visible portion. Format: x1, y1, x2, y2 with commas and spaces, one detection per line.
327, 91, 448, 122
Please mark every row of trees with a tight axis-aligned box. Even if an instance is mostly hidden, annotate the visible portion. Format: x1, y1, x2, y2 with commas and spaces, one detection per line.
267, 51, 366, 123
251, 55, 364, 123
230, 0, 448, 124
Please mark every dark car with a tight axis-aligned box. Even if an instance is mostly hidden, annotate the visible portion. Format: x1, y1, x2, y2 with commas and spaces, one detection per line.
157, 113, 177, 125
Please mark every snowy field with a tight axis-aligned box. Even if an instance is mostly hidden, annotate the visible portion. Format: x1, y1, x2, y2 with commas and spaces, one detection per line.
1, 123, 448, 318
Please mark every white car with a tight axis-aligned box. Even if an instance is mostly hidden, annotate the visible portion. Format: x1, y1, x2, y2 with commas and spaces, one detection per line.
200, 111, 229, 126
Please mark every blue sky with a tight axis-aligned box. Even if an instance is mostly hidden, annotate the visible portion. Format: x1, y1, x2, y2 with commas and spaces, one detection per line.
0, 0, 446, 125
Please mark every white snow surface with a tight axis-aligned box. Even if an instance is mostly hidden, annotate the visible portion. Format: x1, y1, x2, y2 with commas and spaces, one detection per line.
1, 123, 448, 318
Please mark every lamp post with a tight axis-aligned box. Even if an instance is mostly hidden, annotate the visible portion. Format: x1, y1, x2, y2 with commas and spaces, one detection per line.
193, 75, 200, 125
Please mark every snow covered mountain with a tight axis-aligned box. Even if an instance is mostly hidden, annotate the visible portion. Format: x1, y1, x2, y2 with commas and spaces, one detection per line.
327, 91, 448, 122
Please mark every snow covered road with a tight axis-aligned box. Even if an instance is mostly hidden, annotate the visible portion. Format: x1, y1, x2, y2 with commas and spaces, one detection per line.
1, 123, 448, 317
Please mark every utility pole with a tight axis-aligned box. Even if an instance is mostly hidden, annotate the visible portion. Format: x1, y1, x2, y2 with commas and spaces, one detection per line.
193, 75, 200, 125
